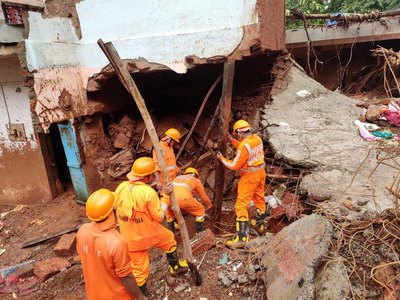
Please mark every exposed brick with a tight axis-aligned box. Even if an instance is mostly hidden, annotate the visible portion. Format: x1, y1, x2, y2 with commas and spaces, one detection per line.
54, 233, 76, 257
34, 257, 71, 281
191, 229, 216, 257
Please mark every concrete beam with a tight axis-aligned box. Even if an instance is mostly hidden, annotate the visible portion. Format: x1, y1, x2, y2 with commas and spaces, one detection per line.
286, 16, 400, 48
0, 22, 24, 43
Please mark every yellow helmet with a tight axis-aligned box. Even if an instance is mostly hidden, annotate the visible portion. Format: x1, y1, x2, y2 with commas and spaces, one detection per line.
127, 157, 157, 180
233, 120, 250, 135
184, 167, 199, 177
165, 128, 181, 143
86, 189, 115, 222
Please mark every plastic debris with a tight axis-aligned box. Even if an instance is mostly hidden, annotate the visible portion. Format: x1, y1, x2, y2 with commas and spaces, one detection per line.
0, 249, 5, 256
219, 253, 228, 265
0, 205, 25, 219
296, 90, 311, 98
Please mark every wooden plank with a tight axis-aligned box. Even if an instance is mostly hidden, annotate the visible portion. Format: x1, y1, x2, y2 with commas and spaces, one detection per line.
176, 74, 221, 161
97, 39, 201, 286
212, 61, 235, 230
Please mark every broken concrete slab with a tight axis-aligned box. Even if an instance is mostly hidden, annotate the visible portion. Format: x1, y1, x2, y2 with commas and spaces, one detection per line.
264, 64, 397, 219
53, 233, 76, 257
261, 214, 332, 300
315, 257, 350, 300
34, 257, 71, 281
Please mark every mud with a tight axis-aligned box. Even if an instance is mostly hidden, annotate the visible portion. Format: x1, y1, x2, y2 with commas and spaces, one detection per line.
0, 144, 51, 205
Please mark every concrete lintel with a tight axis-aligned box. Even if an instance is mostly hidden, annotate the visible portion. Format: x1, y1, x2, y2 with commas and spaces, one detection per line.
286, 17, 400, 48
0, 23, 24, 43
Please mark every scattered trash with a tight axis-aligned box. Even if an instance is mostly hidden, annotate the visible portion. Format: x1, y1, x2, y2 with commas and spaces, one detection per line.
0, 205, 25, 219
279, 122, 289, 126
0, 249, 5, 257
265, 195, 281, 209
30, 219, 44, 226
219, 253, 228, 265
343, 200, 361, 212
296, 89, 311, 98
232, 262, 242, 272
0, 260, 36, 279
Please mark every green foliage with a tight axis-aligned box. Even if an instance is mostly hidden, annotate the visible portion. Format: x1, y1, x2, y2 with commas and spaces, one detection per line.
286, 0, 400, 29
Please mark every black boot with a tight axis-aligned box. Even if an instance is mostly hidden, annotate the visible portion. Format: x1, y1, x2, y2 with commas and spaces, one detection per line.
167, 220, 176, 234
166, 248, 188, 276
226, 219, 249, 249
255, 209, 266, 235
195, 220, 204, 233
139, 282, 148, 296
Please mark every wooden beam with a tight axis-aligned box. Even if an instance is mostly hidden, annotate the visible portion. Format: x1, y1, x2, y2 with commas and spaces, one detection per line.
212, 61, 235, 230
176, 74, 222, 161
97, 39, 201, 285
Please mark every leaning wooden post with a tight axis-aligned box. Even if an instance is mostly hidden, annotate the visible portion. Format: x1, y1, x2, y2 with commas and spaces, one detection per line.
212, 60, 235, 231
97, 39, 201, 285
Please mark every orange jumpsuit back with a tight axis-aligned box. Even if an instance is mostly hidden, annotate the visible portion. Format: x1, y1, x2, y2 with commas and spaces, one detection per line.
220, 134, 266, 220
76, 214, 135, 300
114, 181, 176, 286
166, 174, 212, 221
152, 141, 179, 182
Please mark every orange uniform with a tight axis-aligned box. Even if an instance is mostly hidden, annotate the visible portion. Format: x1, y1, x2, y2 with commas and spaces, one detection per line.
76, 214, 135, 300
114, 180, 175, 286
152, 141, 179, 182
166, 174, 212, 221
219, 134, 266, 220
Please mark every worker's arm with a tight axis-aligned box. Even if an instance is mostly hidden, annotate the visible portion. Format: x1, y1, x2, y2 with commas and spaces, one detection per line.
194, 179, 212, 209
121, 274, 146, 300
146, 188, 164, 223
230, 136, 240, 149
217, 144, 249, 171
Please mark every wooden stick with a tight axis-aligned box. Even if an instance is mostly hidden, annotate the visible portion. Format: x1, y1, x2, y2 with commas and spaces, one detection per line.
97, 39, 201, 285
212, 61, 235, 231
181, 151, 212, 170
289, 9, 400, 21
176, 74, 222, 161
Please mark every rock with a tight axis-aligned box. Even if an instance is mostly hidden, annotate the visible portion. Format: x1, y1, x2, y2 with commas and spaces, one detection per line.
366, 104, 384, 122
174, 283, 188, 293
107, 149, 134, 179
261, 214, 333, 300
248, 272, 257, 282
266, 65, 396, 219
218, 271, 225, 281
54, 233, 76, 257
245, 233, 274, 250
228, 272, 238, 282
343, 200, 361, 212
238, 274, 248, 284
221, 275, 233, 287
34, 257, 71, 281
14, 262, 35, 278
248, 264, 256, 274
315, 257, 350, 300
113, 133, 131, 149
357, 199, 369, 206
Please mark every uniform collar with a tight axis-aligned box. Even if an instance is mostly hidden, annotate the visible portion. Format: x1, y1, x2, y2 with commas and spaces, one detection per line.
94, 213, 116, 232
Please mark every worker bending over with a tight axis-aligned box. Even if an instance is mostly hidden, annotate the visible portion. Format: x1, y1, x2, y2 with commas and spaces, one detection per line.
217, 120, 266, 248
114, 157, 188, 296
153, 128, 181, 183
166, 167, 212, 234
77, 189, 145, 300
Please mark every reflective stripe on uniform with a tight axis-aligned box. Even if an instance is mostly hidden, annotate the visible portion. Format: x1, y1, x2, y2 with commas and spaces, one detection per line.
167, 165, 177, 171
240, 163, 265, 172
222, 149, 242, 168
173, 182, 192, 191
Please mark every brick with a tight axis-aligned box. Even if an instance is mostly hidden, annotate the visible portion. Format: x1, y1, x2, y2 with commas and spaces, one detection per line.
54, 233, 76, 257
34, 257, 71, 281
191, 229, 216, 257
14, 262, 35, 278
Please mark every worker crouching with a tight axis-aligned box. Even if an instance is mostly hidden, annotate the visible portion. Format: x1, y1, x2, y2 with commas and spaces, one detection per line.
166, 167, 212, 234
217, 120, 266, 249
114, 157, 188, 296
77, 189, 145, 300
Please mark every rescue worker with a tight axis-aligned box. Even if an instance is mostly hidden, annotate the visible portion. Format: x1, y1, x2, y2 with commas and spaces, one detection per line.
76, 189, 145, 300
166, 167, 212, 234
114, 157, 188, 296
152, 128, 181, 184
216, 120, 266, 248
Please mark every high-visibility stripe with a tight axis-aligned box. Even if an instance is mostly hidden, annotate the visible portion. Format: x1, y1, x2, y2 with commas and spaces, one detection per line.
167, 165, 177, 171
173, 182, 192, 191
195, 216, 205, 222
161, 202, 168, 211
240, 163, 265, 172
222, 149, 242, 168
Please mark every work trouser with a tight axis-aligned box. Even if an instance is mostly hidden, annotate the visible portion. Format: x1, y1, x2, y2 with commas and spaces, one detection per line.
236, 167, 266, 220
128, 224, 176, 286
166, 194, 206, 221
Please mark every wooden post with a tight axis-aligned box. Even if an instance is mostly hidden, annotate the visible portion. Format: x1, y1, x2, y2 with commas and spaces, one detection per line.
212, 60, 235, 230
176, 74, 222, 161
97, 39, 201, 285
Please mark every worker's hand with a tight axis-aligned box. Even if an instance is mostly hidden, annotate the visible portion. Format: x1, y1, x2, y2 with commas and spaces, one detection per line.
216, 151, 223, 160
161, 183, 173, 195
228, 133, 234, 143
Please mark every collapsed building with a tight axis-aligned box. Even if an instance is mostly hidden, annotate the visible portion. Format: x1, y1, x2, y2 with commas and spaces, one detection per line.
0, 0, 285, 204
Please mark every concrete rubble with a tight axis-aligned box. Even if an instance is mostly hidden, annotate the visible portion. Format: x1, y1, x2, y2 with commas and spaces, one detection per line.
34, 257, 71, 281
263, 64, 398, 220
261, 214, 333, 300
53, 233, 77, 257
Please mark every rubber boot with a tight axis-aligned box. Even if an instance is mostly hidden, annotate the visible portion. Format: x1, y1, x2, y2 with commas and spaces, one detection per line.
138, 282, 148, 296
226, 219, 249, 249
167, 220, 176, 234
166, 248, 189, 276
195, 219, 204, 233
255, 209, 266, 235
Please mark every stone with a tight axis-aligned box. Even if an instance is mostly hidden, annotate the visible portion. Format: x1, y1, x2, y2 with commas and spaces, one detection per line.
248, 272, 257, 282
315, 257, 350, 300
34, 257, 71, 281
190, 229, 216, 257
174, 283, 188, 293
113, 133, 131, 149
266, 65, 397, 219
54, 233, 76, 257
366, 104, 384, 122
14, 262, 35, 278
245, 233, 274, 250
261, 214, 333, 300
357, 199, 369, 206
238, 274, 248, 284
221, 275, 232, 287
228, 272, 238, 282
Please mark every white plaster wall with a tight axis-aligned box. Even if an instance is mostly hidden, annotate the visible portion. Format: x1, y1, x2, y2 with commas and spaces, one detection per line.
0, 57, 37, 154
25, 0, 258, 73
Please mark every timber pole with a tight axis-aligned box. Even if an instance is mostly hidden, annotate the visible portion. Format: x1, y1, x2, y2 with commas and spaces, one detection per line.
212, 60, 235, 231
97, 39, 201, 285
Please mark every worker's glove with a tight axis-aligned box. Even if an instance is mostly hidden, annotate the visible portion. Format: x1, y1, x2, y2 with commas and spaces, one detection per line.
216, 151, 223, 160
